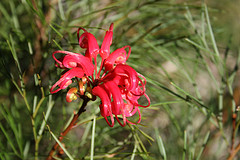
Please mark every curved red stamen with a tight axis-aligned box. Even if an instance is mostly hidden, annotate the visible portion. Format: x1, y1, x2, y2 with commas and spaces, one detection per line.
115, 112, 127, 127
124, 103, 138, 117
50, 68, 84, 94
52, 50, 94, 76
126, 108, 141, 125
103, 114, 115, 127
127, 93, 151, 108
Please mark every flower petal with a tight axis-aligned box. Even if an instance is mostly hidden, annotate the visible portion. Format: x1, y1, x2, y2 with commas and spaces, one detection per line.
103, 81, 127, 126
52, 50, 94, 76
92, 85, 114, 127
104, 46, 131, 71
50, 67, 84, 94
100, 23, 114, 59
78, 28, 99, 59
103, 81, 124, 115
111, 64, 138, 91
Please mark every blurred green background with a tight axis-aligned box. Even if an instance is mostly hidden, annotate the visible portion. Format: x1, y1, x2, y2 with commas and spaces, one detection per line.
1, 0, 240, 159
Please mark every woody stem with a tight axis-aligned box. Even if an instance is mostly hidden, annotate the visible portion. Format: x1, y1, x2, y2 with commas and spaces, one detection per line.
46, 97, 90, 160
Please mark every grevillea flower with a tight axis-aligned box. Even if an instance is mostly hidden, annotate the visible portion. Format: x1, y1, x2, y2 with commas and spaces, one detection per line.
50, 23, 150, 127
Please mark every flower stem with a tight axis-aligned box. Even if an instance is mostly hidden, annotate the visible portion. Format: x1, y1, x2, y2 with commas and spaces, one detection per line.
227, 142, 240, 160
46, 97, 90, 160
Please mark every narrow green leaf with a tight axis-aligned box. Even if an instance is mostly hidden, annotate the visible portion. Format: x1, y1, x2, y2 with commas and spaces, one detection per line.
28, 41, 33, 55
196, 131, 210, 160
50, 24, 63, 38
183, 130, 187, 160
134, 131, 148, 156
80, 121, 92, 147
155, 129, 166, 160
9, 1, 20, 29
58, 0, 65, 20
170, 82, 208, 110
69, 5, 119, 26
90, 116, 96, 160
25, 0, 45, 22
185, 38, 213, 55
66, 1, 84, 15
0, 3, 11, 22
131, 23, 162, 45
53, 39, 63, 50
7, 35, 22, 73
134, 126, 154, 142
0, 123, 20, 158
33, 95, 37, 113
47, 126, 74, 160
38, 94, 54, 137
0, 154, 5, 160
204, 4, 220, 57
0, 104, 23, 155
23, 141, 30, 159
150, 100, 184, 107
131, 141, 138, 160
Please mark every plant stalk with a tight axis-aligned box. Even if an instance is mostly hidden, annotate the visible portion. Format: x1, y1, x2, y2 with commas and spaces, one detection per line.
46, 97, 90, 160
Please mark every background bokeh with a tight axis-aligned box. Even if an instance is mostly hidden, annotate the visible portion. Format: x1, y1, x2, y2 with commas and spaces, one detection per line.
1, 0, 240, 159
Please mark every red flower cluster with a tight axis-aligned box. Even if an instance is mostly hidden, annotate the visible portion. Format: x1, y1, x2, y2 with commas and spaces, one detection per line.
50, 24, 150, 127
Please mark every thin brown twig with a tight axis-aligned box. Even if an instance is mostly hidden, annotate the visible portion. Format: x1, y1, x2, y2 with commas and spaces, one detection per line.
46, 97, 90, 160
228, 87, 240, 159
228, 142, 240, 160
231, 113, 237, 152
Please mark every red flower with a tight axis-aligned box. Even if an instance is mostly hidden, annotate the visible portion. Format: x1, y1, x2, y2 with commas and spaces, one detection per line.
77, 23, 113, 60
50, 23, 150, 127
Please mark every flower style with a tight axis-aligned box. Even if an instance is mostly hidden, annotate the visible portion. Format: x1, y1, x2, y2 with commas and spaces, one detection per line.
50, 23, 150, 127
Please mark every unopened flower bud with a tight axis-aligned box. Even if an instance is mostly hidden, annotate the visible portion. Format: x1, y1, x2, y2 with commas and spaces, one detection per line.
66, 88, 78, 102
82, 77, 87, 84
79, 81, 85, 95
86, 92, 92, 99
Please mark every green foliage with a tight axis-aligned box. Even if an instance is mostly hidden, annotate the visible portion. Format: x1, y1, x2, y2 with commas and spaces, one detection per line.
0, 0, 240, 159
